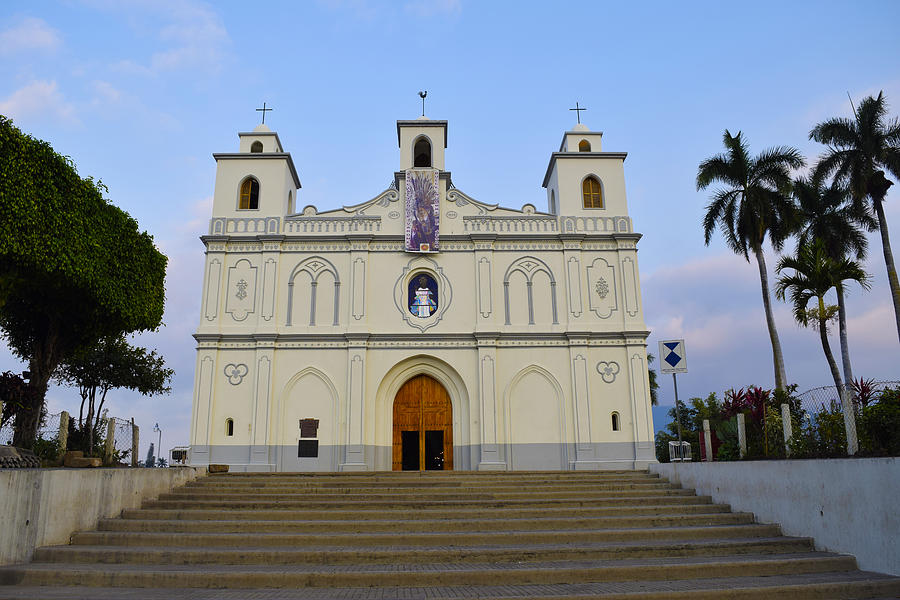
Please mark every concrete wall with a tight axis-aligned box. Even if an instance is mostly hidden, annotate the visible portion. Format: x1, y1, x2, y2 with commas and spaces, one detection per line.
0, 467, 205, 565
650, 458, 899, 576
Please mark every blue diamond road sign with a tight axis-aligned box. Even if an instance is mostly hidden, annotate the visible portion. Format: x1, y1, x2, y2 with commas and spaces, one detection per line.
658, 339, 687, 374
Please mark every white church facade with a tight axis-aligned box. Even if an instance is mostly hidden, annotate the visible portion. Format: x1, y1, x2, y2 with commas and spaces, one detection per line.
188, 114, 656, 472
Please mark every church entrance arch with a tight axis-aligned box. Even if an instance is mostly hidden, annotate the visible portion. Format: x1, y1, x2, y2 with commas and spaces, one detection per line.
392, 375, 453, 471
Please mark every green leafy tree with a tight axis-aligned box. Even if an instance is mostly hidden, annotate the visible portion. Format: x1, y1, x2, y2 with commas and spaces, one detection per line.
776, 240, 870, 454
55, 336, 173, 456
793, 167, 874, 387
647, 353, 659, 406
698, 130, 804, 391
776, 240, 870, 392
0, 116, 166, 448
810, 92, 900, 343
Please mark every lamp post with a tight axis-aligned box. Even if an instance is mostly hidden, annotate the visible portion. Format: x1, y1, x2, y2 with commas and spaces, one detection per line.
153, 423, 162, 466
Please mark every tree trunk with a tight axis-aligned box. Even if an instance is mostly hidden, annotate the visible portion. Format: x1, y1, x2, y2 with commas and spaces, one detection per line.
873, 196, 900, 343
836, 286, 854, 388
755, 249, 787, 390
11, 331, 57, 449
818, 299, 843, 391
820, 297, 858, 454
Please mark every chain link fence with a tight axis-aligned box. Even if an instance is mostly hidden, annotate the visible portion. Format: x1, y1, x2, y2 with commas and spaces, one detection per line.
111, 417, 134, 463
796, 380, 900, 415
2, 412, 141, 466
0, 411, 63, 446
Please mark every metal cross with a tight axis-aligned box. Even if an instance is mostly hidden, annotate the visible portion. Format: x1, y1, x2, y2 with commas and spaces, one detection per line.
256, 102, 273, 124
569, 101, 587, 124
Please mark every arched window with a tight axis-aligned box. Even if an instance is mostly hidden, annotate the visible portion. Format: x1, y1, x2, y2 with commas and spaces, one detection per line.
611, 412, 620, 431
288, 190, 293, 213
414, 137, 432, 167
549, 189, 556, 214
239, 177, 260, 210
225, 418, 234, 436
250, 140, 263, 153
582, 176, 603, 209
578, 139, 591, 152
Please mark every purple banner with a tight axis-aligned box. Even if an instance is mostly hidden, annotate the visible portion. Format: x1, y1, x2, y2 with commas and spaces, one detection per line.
405, 169, 439, 252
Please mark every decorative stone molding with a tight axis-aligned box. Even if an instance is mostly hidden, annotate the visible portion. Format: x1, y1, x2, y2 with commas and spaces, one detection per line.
562, 216, 631, 234
393, 256, 453, 332
597, 361, 620, 383
223, 363, 249, 385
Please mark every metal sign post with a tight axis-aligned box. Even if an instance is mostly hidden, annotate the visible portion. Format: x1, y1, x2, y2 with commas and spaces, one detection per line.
659, 339, 688, 460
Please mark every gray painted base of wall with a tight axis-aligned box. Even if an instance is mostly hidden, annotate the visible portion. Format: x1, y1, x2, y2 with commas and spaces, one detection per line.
651, 458, 899, 577
0, 467, 205, 566
190, 442, 656, 472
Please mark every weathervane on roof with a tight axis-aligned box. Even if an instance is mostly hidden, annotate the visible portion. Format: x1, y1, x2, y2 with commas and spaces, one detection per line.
569, 101, 587, 124
256, 102, 273, 125
418, 91, 427, 117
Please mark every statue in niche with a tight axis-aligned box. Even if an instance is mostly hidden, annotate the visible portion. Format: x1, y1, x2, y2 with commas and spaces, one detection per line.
408, 274, 438, 318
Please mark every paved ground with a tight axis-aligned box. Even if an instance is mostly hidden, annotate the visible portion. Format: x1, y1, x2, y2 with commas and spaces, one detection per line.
1, 571, 899, 600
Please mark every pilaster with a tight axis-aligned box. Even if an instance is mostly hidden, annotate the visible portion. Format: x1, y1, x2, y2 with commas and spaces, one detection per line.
476, 335, 505, 470
341, 334, 369, 471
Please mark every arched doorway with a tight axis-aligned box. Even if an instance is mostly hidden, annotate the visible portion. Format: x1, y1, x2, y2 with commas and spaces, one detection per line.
392, 374, 453, 470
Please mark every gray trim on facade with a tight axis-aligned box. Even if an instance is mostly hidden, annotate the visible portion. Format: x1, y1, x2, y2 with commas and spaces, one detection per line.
192, 330, 653, 348
541, 152, 629, 188
238, 130, 284, 152
396, 120, 449, 147
557, 130, 605, 152
212, 152, 302, 189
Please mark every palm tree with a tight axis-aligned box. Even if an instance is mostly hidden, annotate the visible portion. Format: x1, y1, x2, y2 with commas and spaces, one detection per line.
793, 167, 875, 387
776, 240, 870, 454
698, 130, 804, 391
810, 92, 900, 343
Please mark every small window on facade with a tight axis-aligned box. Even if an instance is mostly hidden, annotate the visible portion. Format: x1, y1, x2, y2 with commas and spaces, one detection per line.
578, 139, 591, 152
250, 141, 263, 153
225, 418, 234, 436
414, 137, 432, 167
582, 176, 603, 209
611, 412, 620, 431
288, 190, 293, 213
408, 272, 438, 318
239, 178, 260, 209
549, 190, 556, 214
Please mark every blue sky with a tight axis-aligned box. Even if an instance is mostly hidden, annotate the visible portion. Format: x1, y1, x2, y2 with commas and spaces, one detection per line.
2, 1, 899, 456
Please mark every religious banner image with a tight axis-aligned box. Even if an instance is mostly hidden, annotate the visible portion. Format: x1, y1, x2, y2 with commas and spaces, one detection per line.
405, 169, 440, 252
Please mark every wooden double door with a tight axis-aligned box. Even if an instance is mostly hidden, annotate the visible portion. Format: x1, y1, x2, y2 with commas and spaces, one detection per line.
392, 374, 453, 471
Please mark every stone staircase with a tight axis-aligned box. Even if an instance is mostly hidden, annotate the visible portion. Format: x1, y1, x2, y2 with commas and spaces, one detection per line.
1, 470, 898, 599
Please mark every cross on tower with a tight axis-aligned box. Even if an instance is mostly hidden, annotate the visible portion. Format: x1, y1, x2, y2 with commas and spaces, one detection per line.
569, 101, 587, 124
256, 102, 273, 124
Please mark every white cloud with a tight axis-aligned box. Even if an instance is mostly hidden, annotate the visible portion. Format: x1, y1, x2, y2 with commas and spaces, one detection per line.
0, 17, 61, 56
90, 80, 122, 105
0, 80, 78, 125
86, 0, 229, 75
644, 247, 898, 403
150, 2, 229, 73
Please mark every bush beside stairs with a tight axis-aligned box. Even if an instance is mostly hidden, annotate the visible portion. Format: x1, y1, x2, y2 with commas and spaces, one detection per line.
1, 470, 898, 599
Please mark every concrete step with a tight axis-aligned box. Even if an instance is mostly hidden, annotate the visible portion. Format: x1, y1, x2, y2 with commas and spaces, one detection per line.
178, 480, 677, 493
141, 492, 703, 511
117, 501, 728, 522
2, 470, 897, 599
33, 538, 815, 565
188, 470, 662, 480
155, 488, 689, 502
3, 572, 899, 600
95, 512, 755, 534
67, 523, 786, 548
0, 553, 859, 588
